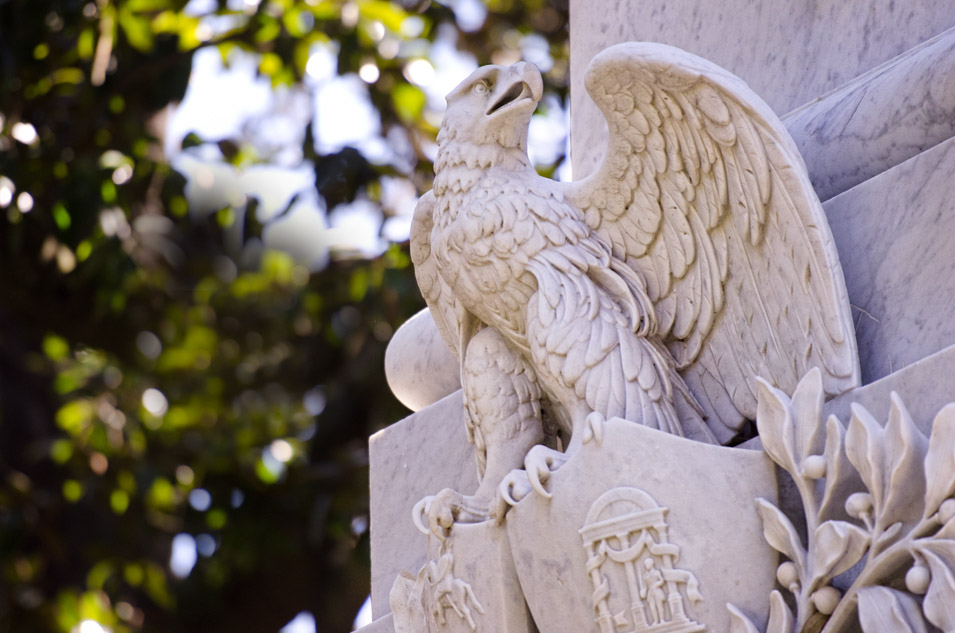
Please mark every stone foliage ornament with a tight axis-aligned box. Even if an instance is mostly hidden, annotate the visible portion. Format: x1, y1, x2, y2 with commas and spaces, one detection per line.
729, 368, 955, 633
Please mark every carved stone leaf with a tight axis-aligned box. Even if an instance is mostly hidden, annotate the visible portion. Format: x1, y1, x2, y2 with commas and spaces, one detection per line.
938, 517, 955, 540
755, 378, 797, 474
846, 403, 885, 513
766, 589, 794, 633
819, 415, 853, 522
727, 603, 761, 633
920, 540, 955, 632
924, 404, 955, 518
879, 393, 927, 531
790, 367, 826, 463
812, 520, 869, 584
857, 586, 928, 633
755, 497, 806, 573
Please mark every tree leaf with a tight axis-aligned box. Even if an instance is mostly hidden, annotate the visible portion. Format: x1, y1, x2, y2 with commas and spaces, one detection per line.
920, 540, 955, 631
766, 589, 794, 633
879, 393, 927, 530
727, 603, 761, 633
812, 520, 869, 584
755, 498, 806, 573
790, 367, 825, 463
756, 378, 797, 474
846, 403, 885, 513
857, 586, 928, 633
924, 404, 955, 517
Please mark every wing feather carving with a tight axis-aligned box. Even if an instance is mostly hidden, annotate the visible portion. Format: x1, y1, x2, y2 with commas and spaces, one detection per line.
564, 43, 860, 438
410, 191, 462, 362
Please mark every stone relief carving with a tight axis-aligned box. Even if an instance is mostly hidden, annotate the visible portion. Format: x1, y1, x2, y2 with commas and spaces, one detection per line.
580, 487, 704, 633
728, 369, 955, 633
382, 40, 955, 633
410, 41, 860, 537
390, 546, 487, 633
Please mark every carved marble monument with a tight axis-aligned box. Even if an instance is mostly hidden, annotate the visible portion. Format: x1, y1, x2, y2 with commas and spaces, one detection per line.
362, 3, 955, 632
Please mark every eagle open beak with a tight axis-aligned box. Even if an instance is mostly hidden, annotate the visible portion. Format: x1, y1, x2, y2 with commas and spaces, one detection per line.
485, 62, 543, 116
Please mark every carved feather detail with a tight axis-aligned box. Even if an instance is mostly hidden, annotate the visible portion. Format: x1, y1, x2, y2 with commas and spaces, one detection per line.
563, 43, 860, 438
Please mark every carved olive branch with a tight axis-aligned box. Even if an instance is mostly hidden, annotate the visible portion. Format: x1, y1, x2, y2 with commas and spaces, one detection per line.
730, 370, 955, 633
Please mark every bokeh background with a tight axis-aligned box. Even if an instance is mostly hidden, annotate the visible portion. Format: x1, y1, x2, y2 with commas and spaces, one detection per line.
0, 0, 570, 631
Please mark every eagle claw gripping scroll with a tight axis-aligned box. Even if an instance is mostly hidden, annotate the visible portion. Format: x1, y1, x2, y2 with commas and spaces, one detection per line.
410, 42, 859, 534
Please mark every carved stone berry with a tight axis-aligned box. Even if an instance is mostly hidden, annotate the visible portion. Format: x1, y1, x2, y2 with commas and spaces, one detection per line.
939, 498, 955, 524
776, 561, 799, 590
812, 586, 841, 615
905, 564, 930, 594
802, 455, 826, 479
845, 492, 873, 520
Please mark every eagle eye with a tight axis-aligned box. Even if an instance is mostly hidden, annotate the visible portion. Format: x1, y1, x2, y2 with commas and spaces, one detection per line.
472, 81, 491, 95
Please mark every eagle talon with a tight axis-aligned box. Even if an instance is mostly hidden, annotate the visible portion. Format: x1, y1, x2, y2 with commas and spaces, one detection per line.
524, 445, 569, 499
494, 468, 534, 522
582, 411, 606, 445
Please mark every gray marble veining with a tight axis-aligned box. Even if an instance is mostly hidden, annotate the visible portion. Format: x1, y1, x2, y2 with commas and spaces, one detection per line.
783, 27, 955, 201
570, 0, 955, 179
824, 136, 955, 385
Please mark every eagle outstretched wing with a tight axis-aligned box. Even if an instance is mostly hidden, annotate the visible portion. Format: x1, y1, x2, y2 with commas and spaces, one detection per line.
563, 43, 860, 441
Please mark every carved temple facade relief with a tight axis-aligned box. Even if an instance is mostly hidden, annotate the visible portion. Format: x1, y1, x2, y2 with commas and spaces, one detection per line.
580, 488, 704, 633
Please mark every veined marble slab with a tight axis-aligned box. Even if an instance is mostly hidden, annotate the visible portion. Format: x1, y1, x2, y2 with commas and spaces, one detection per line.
824, 136, 955, 385
368, 390, 474, 619
570, 0, 955, 179
783, 27, 955, 201
825, 340, 955, 432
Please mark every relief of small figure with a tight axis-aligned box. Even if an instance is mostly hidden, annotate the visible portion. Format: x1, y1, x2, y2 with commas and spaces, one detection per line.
640, 557, 667, 626
426, 551, 485, 631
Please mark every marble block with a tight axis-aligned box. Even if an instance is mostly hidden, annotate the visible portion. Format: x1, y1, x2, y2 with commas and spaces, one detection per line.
368, 391, 476, 619
782, 26, 955, 201
823, 136, 955, 385
569, 0, 955, 179
825, 342, 955, 436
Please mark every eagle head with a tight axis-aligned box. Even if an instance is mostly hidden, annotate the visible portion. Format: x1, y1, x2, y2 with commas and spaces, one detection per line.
440, 61, 543, 152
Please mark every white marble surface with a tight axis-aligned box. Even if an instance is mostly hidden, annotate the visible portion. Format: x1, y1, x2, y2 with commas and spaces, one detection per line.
506, 418, 778, 632
368, 390, 476, 619
384, 308, 460, 412
783, 26, 955, 201
825, 342, 955, 435
569, 0, 955, 179
824, 135, 955, 385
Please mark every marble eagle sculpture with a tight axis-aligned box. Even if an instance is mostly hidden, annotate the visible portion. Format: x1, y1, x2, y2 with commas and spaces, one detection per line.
410, 43, 859, 534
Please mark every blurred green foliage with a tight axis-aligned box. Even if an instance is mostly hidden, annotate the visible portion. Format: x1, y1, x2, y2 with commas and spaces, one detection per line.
0, 0, 569, 631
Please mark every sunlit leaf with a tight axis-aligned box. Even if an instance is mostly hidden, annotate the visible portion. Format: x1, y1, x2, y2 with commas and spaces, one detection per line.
392, 83, 427, 122
118, 8, 155, 52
